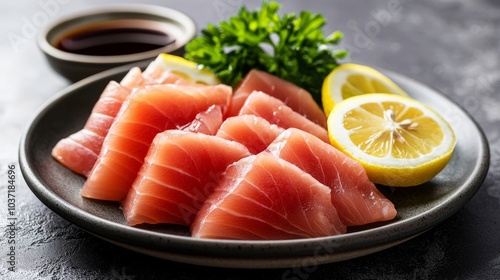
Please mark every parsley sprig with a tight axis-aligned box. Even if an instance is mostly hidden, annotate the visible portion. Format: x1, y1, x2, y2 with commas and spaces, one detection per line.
184, 1, 348, 105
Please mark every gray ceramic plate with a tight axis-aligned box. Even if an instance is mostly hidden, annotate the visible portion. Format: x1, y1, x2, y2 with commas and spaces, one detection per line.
19, 62, 490, 268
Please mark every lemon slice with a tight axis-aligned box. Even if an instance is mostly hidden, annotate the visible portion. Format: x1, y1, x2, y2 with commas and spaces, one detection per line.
322, 63, 408, 117
154, 53, 220, 85
328, 93, 456, 187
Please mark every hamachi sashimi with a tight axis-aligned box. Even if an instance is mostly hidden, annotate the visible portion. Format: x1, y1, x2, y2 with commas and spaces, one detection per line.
216, 115, 284, 154
179, 105, 223, 135
238, 91, 329, 143
192, 153, 346, 240
267, 128, 397, 226
81, 84, 232, 201
122, 130, 251, 226
229, 69, 327, 128
51, 62, 191, 177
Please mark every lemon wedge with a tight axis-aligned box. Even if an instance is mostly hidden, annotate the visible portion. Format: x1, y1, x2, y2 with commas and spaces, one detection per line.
327, 93, 456, 187
322, 63, 408, 117
155, 53, 220, 85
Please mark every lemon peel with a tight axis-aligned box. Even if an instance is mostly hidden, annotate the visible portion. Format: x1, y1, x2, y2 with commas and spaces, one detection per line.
327, 93, 456, 187
155, 53, 220, 85
322, 63, 407, 116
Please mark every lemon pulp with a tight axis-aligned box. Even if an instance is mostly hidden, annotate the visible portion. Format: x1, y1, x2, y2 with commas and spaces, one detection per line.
328, 93, 456, 187
155, 53, 220, 85
322, 63, 408, 117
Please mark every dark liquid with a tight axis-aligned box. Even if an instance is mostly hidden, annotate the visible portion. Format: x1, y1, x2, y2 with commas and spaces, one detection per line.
56, 24, 176, 56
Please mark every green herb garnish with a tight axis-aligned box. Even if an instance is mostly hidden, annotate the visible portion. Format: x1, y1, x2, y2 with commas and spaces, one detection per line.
184, 1, 348, 106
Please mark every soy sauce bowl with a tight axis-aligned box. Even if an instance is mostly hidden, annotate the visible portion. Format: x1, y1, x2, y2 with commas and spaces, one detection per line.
38, 4, 196, 81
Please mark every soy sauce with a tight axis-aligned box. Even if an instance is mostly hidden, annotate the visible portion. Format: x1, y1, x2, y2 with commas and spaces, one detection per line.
56, 20, 176, 56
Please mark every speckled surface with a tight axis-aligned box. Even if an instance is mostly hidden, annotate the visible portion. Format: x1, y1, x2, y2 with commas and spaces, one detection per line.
1, 0, 500, 279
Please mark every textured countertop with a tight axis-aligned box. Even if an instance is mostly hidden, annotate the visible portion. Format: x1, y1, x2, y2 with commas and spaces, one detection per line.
1, 0, 500, 279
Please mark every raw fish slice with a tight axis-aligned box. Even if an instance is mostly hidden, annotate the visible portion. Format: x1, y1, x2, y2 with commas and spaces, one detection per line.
122, 61, 193, 89
216, 115, 284, 154
119, 67, 145, 89
179, 105, 223, 135
51, 81, 132, 176
51, 64, 191, 176
192, 153, 346, 240
122, 130, 251, 226
141, 59, 193, 86
267, 128, 397, 226
81, 84, 232, 201
229, 69, 327, 128
239, 91, 329, 143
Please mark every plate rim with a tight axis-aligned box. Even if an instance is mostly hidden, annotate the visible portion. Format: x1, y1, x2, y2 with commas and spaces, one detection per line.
18, 62, 490, 267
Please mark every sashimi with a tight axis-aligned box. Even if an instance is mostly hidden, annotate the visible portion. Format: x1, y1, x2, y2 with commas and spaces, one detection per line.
141, 59, 193, 86
216, 115, 284, 154
81, 84, 232, 201
122, 130, 251, 226
267, 128, 397, 226
118, 66, 144, 89
179, 105, 223, 135
51, 62, 191, 177
122, 59, 195, 89
229, 69, 327, 128
192, 153, 346, 240
239, 91, 329, 143
51, 81, 132, 176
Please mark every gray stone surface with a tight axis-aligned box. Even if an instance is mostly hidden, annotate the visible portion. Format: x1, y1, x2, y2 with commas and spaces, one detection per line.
1, 0, 500, 279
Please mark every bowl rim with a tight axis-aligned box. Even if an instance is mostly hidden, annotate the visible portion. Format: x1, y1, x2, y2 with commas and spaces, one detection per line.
38, 4, 196, 64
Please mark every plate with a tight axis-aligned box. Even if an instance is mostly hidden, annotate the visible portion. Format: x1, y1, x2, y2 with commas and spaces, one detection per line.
19, 61, 490, 268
